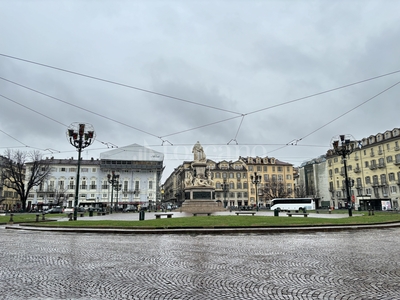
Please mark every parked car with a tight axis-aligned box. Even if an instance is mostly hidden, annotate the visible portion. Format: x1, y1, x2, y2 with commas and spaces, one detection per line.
44, 206, 64, 214
123, 207, 137, 213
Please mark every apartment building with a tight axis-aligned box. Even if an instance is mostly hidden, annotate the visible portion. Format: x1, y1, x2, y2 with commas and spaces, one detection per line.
327, 128, 400, 210
163, 156, 295, 209
239, 156, 295, 208
26, 144, 164, 210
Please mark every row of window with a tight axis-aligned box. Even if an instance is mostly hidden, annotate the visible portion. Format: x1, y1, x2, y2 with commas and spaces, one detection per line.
334, 185, 397, 198
330, 155, 400, 175
38, 180, 153, 191
214, 173, 292, 181
215, 192, 248, 198
330, 172, 400, 189
31, 192, 149, 199
247, 165, 291, 172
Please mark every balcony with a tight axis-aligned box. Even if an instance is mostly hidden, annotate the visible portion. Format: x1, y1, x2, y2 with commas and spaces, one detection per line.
378, 163, 385, 168
369, 165, 377, 170
354, 167, 361, 173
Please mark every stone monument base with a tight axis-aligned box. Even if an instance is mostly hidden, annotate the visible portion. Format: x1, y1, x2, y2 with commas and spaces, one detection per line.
180, 186, 225, 214
180, 199, 225, 214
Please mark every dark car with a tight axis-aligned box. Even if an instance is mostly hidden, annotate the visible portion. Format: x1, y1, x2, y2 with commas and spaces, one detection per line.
44, 206, 64, 214
123, 207, 137, 213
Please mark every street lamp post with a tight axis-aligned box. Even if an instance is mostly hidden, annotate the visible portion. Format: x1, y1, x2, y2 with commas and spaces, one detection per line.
114, 181, 122, 212
332, 134, 359, 217
221, 179, 229, 208
251, 172, 261, 211
107, 171, 119, 214
67, 123, 95, 221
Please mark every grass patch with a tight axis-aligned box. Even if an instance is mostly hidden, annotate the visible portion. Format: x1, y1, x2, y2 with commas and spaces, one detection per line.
3, 211, 400, 229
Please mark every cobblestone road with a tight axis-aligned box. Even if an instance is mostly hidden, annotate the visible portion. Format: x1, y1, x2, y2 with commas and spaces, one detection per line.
0, 227, 399, 300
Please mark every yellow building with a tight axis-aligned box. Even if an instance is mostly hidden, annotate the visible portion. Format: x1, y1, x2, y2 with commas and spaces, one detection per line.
327, 128, 400, 210
163, 156, 295, 209
239, 156, 295, 208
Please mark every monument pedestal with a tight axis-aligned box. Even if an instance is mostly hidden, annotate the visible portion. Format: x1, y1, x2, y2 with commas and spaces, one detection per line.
180, 141, 225, 214
180, 186, 224, 214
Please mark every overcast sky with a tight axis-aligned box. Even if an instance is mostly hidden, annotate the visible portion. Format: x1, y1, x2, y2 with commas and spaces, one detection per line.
1, 0, 400, 181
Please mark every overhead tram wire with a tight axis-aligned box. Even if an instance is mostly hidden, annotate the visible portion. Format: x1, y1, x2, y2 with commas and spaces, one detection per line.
0, 128, 30, 148
0, 53, 243, 116
0, 77, 160, 139
298, 79, 400, 141
266, 78, 400, 155
209, 70, 400, 144
0, 93, 125, 153
2, 54, 400, 147
243, 69, 400, 117
0, 93, 68, 127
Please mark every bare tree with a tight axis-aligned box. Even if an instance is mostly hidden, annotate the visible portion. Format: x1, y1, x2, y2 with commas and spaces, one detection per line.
48, 185, 68, 207
1, 150, 51, 211
295, 183, 307, 198
263, 177, 291, 200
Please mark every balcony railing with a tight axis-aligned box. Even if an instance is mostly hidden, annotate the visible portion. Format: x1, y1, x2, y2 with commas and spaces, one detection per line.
354, 168, 361, 173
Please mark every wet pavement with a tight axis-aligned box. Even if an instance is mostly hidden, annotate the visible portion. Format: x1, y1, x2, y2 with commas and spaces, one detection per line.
1, 223, 400, 299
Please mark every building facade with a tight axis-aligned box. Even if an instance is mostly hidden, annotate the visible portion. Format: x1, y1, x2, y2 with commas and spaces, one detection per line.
296, 156, 331, 208
163, 156, 295, 209
326, 128, 400, 210
0, 155, 23, 211
26, 144, 164, 210
239, 156, 295, 208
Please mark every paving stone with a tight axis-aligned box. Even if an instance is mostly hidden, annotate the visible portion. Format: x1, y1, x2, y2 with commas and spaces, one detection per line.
0, 226, 399, 299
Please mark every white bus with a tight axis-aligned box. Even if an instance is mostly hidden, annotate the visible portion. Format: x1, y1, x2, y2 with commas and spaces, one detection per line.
270, 198, 315, 211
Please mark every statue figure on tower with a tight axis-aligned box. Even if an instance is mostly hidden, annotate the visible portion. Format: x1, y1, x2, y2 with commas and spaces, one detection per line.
192, 141, 206, 162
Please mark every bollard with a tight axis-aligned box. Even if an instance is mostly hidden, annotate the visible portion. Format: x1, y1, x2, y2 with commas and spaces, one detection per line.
36, 214, 40, 222
9, 213, 14, 223
42, 213, 45, 221
68, 213, 73, 221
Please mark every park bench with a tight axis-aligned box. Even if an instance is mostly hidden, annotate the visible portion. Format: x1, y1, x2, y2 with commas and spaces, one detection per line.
235, 211, 256, 216
316, 209, 331, 214
287, 212, 309, 217
192, 212, 212, 216
155, 213, 173, 219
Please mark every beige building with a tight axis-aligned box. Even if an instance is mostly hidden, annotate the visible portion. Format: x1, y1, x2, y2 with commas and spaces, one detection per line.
163, 156, 295, 209
327, 128, 400, 210
239, 156, 295, 208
